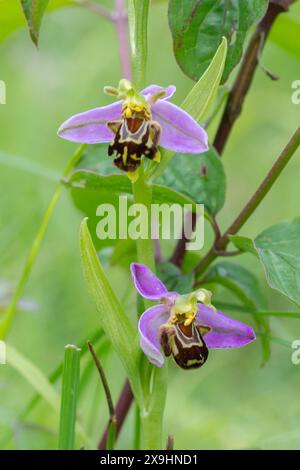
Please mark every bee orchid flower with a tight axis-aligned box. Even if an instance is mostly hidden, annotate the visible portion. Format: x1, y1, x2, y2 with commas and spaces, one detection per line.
58, 80, 208, 180
130, 263, 256, 369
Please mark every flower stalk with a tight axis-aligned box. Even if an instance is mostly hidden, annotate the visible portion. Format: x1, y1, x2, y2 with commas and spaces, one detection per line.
128, 0, 150, 91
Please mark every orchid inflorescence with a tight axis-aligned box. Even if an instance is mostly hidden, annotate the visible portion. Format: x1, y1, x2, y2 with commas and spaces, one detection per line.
58, 79, 208, 181
131, 263, 256, 369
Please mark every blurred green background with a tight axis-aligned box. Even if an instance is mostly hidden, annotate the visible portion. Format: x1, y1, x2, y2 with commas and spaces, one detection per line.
0, 0, 300, 450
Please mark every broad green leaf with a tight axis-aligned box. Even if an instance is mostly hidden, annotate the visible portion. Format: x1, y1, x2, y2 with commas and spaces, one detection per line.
157, 262, 194, 294
205, 261, 266, 309
181, 37, 227, 123
68, 169, 198, 207
168, 0, 268, 83
67, 169, 201, 250
254, 218, 300, 306
79, 218, 143, 405
204, 261, 270, 364
229, 234, 258, 257
58, 344, 81, 450
157, 147, 226, 215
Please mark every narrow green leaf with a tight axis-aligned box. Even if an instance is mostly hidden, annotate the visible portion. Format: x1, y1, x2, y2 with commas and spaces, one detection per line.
214, 302, 300, 319
168, 0, 268, 83
20, 0, 50, 45
0, 0, 71, 44
148, 40, 229, 181
0, 330, 105, 449
106, 421, 117, 450
256, 333, 292, 349
181, 37, 227, 123
7, 343, 91, 447
79, 218, 143, 405
58, 344, 81, 450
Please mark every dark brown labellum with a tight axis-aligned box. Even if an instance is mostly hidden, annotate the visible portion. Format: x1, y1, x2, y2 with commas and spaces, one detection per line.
107, 118, 161, 172
160, 322, 210, 370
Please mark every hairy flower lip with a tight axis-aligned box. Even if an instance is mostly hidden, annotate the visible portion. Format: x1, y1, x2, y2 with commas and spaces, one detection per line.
130, 262, 256, 368
57, 83, 208, 154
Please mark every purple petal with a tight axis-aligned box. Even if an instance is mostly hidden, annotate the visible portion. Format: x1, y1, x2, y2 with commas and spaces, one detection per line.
196, 305, 256, 349
151, 100, 208, 154
139, 304, 169, 367
130, 263, 168, 301
58, 101, 122, 144
141, 84, 176, 101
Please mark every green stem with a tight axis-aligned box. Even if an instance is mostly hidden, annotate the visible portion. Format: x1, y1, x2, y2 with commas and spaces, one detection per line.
128, 0, 150, 89
0, 145, 86, 338
133, 403, 141, 449
132, 169, 155, 274
132, 170, 167, 450
127, 0, 167, 450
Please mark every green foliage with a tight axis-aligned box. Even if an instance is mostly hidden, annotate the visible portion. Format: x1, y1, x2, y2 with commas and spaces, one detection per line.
168, 0, 268, 82
1, 0, 300, 452
229, 235, 258, 257
19, 0, 71, 45
205, 261, 266, 309
20, 0, 50, 45
254, 218, 300, 307
157, 261, 194, 294
157, 148, 226, 215
204, 261, 271, 364
67, 167, 201, 250
79, 218, 143, 405
149, 39, 229, 181
230, 219, 300, 307
58, 344, 81, 450
181, 36, 227, 123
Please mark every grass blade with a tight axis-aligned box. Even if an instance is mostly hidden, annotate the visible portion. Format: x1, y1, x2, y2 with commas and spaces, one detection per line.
58, 344, 81, 450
